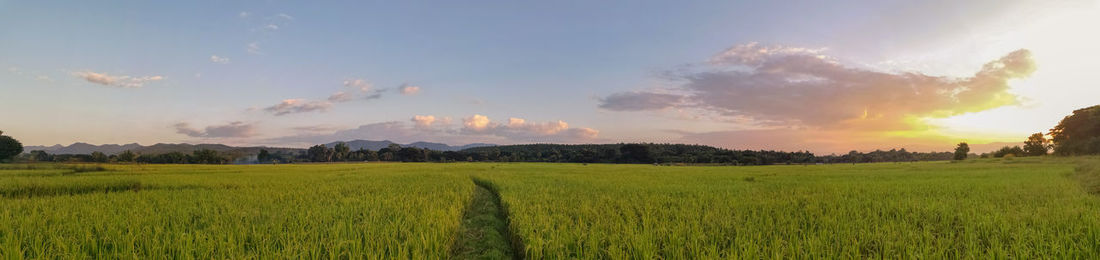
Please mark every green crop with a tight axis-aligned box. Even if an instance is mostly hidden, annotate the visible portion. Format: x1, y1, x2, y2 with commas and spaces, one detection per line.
2, 157, 1099, 259
475, 158, 1100, 259
1, 163, 473, 259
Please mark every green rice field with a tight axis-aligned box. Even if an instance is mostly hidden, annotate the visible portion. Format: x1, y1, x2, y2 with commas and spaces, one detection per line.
2, 157, 1100, 258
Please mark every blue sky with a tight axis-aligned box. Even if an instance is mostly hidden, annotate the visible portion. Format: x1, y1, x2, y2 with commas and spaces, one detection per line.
2, 0, 1098, 153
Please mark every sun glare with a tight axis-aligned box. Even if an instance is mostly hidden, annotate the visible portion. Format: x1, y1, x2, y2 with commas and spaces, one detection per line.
933, 3, 1100, 143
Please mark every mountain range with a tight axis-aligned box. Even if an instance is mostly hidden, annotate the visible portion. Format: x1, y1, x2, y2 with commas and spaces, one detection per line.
25, 140, 495, 155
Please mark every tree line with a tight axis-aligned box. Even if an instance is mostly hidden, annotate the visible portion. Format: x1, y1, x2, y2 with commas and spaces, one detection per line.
23, 149, 232, 164
953, 105, 1100, 160
292, 143, 958, 165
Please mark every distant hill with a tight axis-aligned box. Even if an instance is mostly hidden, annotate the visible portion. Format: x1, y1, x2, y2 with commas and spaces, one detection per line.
325, 140, 494, 151
25, 142, 143, 155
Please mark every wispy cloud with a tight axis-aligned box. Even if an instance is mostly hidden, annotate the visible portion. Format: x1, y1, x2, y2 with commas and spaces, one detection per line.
210, 55, 230, 64
261, 79, 422, 116
343, 79, 373, 92
174, 122, 256, 138
73, 71, 163, 88
399, 84, 421, 95
327, 91, 354, 102
263, 99, 332, 116
246, 42, 263, 55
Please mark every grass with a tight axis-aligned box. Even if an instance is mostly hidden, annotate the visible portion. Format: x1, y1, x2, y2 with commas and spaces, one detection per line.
474, 159, 1100, 259
0, 163, 473, 259
2, 159, 1099, 258
1071, 156, 1100, 194
449, 179, 518, 259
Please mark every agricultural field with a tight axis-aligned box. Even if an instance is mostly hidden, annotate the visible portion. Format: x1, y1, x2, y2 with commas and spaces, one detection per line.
0, 164, 473, 258
2, 158, 1100, 258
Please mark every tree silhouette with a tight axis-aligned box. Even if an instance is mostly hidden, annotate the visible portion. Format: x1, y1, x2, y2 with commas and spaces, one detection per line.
953, 142, 970, 160
307, 145, 334, 162
117, 150, 137, 162
334, 142, 350, 161
1050, 105, 1100, 155
0, 130, 23, 162
1023, 132, 1049, 156
258, 149, 272, 163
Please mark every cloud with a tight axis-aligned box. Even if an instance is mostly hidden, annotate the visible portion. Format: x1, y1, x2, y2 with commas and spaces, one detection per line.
328, 91, 353, 102
363, 90, 385, 100
247, 42, 262, 55
263, 99, 332, 116
210, 55, 230, 64
601, 43, 1035, 132
262, 78, 392, 117
343, 79, 373, 92
340, 79, 388, 100
460, 114, 599, 140
463, 114, 492, 131
494, 117, 592, 140
569, 127, 600, 139
600, 42, 1036, 153
174, 122, 256, 138
412, 115, 437, 128
708, 42, 828, 66
246, 13, 293, 32
399, 84, 421, 95
506, 118, 569, 135
73, 71, 163, 88
271, 114, 600, 147
598, 91, 685, 111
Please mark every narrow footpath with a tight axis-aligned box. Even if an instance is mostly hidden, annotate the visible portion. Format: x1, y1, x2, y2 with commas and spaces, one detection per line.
450, 178, 524, 259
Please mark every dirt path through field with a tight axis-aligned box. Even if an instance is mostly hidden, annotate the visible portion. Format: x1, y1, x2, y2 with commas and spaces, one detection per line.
449, 178, 524, 259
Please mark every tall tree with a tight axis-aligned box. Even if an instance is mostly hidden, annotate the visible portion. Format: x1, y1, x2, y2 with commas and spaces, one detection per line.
117, 150, 137, 162
0, 130, 23, 162
953, 142, 970, 160
307, 145, 334, 162
29, 150, 51, 162
333, 142, 350, 161
257, 149, 272, 163
1022, 132, 1050, 156
1050, 105, 1100, 155
90, 151, 108, 163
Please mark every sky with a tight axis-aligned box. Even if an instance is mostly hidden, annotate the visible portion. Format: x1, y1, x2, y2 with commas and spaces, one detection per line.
2, 0, 1098, 154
